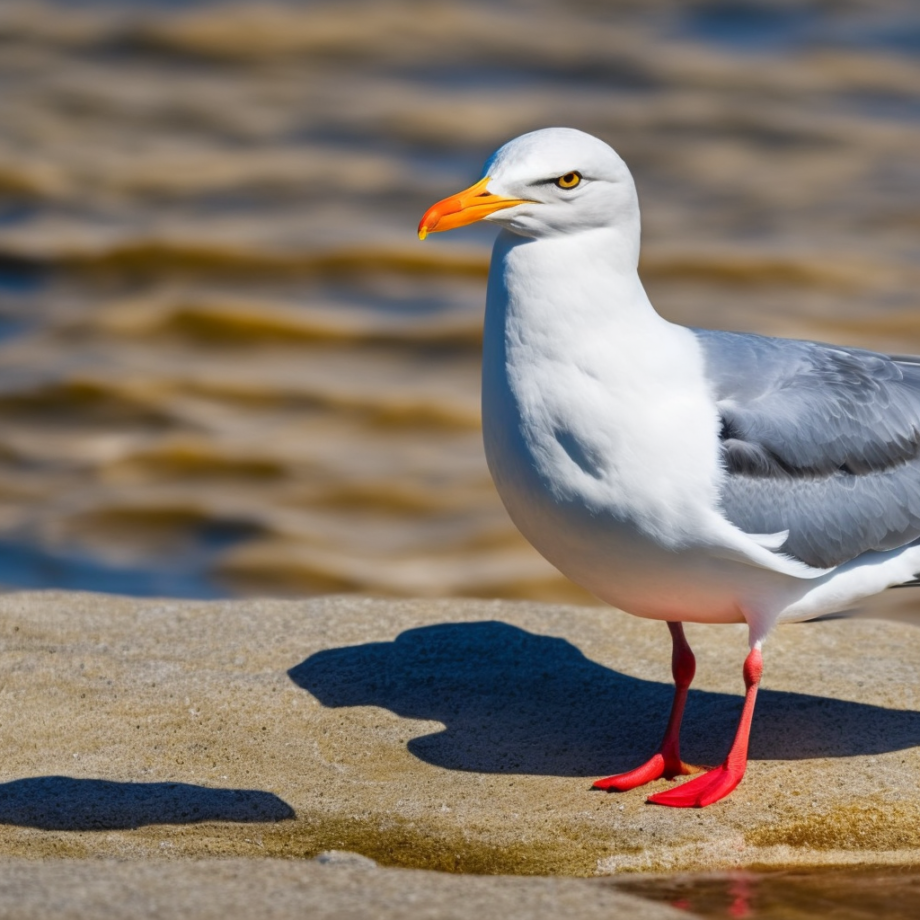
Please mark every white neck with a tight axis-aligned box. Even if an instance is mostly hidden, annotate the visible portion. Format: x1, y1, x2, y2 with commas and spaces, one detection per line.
485, 226, 669, 360
481, 225, 723, 550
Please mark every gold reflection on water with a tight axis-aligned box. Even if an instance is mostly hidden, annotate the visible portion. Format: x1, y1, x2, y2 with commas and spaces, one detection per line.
0, 0, 917, 600
615, 867, 920, 920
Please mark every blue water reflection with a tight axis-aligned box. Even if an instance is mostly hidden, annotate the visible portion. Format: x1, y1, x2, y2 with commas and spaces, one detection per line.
0, 538, 232, 599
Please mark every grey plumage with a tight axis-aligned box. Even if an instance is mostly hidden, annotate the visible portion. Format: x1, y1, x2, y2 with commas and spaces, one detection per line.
696, 329, 920, 569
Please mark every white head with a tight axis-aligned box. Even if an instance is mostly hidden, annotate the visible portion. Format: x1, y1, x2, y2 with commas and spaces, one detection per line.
419, 127, 639, 242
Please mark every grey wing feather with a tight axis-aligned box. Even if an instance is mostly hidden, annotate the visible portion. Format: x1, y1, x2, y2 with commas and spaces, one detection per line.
695, 328, 920, 568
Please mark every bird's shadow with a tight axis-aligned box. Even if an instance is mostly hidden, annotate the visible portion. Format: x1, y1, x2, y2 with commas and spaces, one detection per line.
0, 777, 294, 831
288, 620, 920, 775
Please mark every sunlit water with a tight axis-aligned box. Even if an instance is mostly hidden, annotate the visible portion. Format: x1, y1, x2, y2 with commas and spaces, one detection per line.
0, 0, 918, 602
0, 0, 917, 602
614, 866, 920, 920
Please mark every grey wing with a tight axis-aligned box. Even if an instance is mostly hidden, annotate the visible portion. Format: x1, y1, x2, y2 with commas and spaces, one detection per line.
695, 328, 920, 569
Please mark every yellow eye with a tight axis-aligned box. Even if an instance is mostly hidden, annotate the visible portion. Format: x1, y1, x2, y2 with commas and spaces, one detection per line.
554, 171, 581, 190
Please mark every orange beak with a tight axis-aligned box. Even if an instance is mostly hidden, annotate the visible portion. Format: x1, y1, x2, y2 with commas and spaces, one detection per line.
418, 176, 533, 240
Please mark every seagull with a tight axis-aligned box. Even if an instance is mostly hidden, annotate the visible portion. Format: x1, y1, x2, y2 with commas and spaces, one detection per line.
417, 127, 920, 807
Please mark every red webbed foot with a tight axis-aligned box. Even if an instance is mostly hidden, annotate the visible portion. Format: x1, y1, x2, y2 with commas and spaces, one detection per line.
593, 753, 701, 792
648, 646, 763, 809
647, 763, 743, 807
594, 621, 698, 793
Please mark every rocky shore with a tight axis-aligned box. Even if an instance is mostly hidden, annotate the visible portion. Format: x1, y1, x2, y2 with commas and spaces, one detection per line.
0, 856, 684, 920
1, 590, 920, 913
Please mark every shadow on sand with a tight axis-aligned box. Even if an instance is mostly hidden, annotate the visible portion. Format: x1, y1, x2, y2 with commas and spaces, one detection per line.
0, 777, 295, 831
289, 620, 920, 775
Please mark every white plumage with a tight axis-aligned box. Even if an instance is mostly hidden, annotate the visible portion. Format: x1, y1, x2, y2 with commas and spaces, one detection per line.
419, 127, 920, 806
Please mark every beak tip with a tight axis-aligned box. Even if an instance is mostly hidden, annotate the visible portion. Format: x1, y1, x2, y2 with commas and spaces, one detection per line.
419, 175, 527, 239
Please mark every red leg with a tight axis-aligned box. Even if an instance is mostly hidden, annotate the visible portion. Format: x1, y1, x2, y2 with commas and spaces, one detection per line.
594, 622, 701, 791
648, 645, 763, 808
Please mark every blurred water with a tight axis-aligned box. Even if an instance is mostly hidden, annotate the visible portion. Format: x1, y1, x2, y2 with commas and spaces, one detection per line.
615, 866, 920, 920
0, 0, 918, 603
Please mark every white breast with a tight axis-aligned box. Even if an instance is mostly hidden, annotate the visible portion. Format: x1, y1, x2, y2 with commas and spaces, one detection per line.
484, 231, 724, 534
480, 229, 743, 619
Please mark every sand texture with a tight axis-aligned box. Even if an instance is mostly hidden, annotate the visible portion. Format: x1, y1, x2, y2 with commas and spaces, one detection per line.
0, 855, 690, 920
1, 592, 920, 876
